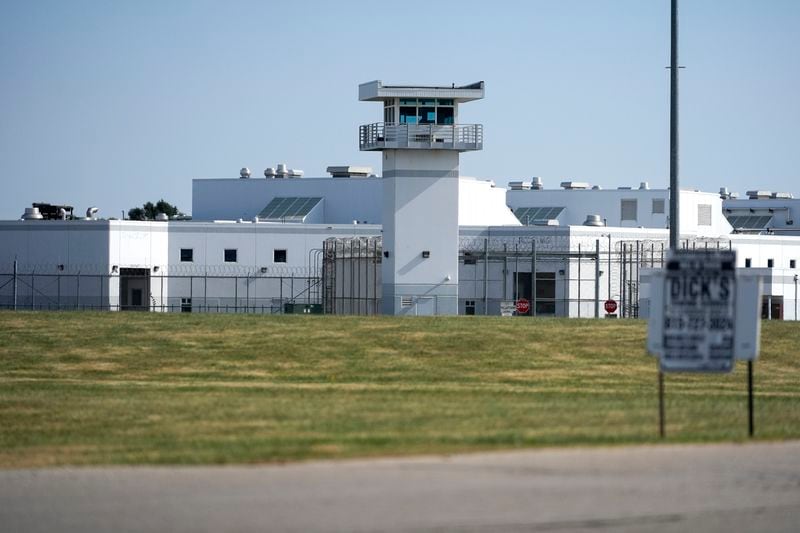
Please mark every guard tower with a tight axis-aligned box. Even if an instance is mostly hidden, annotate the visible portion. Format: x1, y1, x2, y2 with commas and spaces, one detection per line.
359, 80, 485, 315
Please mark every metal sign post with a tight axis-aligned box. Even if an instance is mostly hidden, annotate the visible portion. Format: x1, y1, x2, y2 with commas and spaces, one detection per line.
647, 249, 762, 439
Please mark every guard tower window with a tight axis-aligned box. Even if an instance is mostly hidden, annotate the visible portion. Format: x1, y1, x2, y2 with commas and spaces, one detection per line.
180, 248, 193, 262
620, 199, 637, 221
224, 249, 237, 263
767, 258, 774, 268
436, 106, 454, 125
399, 106, 418, 124
274, 249, 287, 263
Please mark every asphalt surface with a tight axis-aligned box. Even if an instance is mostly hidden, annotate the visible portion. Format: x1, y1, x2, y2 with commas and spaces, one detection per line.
2, 442, 799, 533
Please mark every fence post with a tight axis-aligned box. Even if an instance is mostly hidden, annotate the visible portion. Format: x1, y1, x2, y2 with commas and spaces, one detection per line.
577, 244, 581, 318
13, 260, 17, 311
531, 240, 537, 317
484, 238, 489, 315
76, 271, 81, 310
31, 268, 35, 310
595, 239, 601, 318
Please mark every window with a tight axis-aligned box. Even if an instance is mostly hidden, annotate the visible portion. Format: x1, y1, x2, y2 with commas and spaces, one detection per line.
181, 298, 192, 313
621, 199, 637, 221
652, 199, 665, 214
419, 107, 435, 124
791, 260, 797, 269
698, 204, 712, 226
436, 106, 454, 125
767, 259, 774, 268
464, 300, 476, 316
224, 249, 237, 263
745, 258, 752, 268
399, 107, 418, 124
274, 249, 287, 263
180, 248, 193, 262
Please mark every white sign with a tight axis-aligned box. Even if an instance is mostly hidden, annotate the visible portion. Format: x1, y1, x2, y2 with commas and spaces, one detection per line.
662, 251, 736, 372
500, 301, 516, 317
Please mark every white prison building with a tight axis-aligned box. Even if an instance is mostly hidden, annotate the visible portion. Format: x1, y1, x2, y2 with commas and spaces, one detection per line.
1, 81, 798, 320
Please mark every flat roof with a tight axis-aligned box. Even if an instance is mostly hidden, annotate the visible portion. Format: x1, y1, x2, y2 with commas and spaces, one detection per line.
359, 80, 485, 102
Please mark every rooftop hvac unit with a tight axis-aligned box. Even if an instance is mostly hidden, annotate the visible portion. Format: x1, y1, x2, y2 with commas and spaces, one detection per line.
531, 177, 543, 190
240, 167, 251, 179
289, 169, 304, 178
264, 167, 276, 178
583, 214, 605, 226
327, 166, 374, 178
508, 181, 532, 190
772, 192, 794, 199
639, 181, 650, 190
85, 207, 99, 219
746, 190, 772, 199
276, 163, 289, 178
155, 213, 169, 221
560, 181, 589, 190
21, 207, 43, 220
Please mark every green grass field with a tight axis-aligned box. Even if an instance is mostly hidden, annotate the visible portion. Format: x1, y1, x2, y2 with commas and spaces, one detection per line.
1, 312, 799, 467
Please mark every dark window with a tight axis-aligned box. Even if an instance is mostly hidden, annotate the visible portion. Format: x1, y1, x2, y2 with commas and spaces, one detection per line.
465, 300, 476, 316
436, 107, 454, 125
419, 107, 435, 124
274, 249, 287, 263
399, 107, 418, 124
181, 298, 192, 313
767, 259, 774, 268
224, 249, 237, 263
745, 258, 752, 268
180, 248, 193, 262
791, 259, 797, 269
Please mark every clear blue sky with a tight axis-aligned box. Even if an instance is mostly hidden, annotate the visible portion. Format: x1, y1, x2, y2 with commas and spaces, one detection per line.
1, 0, 798, 219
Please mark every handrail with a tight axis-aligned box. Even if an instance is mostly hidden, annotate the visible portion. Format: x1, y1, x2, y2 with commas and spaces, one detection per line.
359, 122, 483, 151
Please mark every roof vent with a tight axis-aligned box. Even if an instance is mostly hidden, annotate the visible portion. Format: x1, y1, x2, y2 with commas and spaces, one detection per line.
592, 185, 602, 190
639, 181, 650, 190
240, 167, 251, 179
531, 177, 543, 190
560, 181, 589, 190
746, 190, 772, 199
289, 169, 304, 178
21, 207, 43, 220
85, 207, 99, 220
264, 168, 276, 178
719, 187, 730, 199
327, 166, 373, 178
583, 214, 605, 226
772, 192, 794, 199
509, 181, 531, 190
276, 163, 289, 178
155, 212, 169, 221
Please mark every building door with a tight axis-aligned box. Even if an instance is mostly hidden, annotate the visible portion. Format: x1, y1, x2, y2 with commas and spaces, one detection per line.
761, 295, 783, 320
119, 268, 151, 311
416, 297, 435, 316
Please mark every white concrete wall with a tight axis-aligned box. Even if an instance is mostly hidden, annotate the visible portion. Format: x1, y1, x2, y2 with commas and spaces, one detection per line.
507, 188, 732, 236
459, 178, 520, 226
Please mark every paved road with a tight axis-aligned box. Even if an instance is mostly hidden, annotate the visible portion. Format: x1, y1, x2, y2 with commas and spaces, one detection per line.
2, 442, 799, 532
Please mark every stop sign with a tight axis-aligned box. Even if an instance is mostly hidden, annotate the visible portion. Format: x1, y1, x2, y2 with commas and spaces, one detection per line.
516, 298, 530, 315
604, 299, 618, 314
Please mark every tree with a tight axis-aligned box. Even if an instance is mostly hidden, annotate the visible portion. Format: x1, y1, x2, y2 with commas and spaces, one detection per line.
127, 199, 180, 220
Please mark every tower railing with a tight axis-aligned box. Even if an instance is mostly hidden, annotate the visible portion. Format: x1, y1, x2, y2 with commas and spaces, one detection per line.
359, 122, 483, 151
